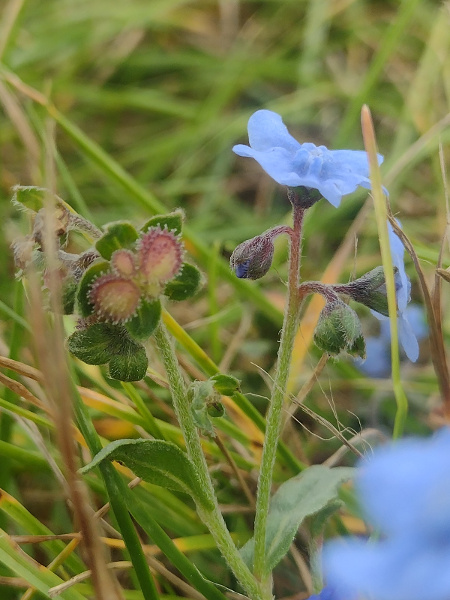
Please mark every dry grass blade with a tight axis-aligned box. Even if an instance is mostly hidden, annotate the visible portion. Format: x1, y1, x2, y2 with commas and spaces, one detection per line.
22, 126, 124, 600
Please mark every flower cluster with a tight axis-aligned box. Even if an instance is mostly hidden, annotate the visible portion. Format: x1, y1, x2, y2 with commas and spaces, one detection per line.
90, 227, 183, 323
321, 428, 450, 600
233, 109, 383, 208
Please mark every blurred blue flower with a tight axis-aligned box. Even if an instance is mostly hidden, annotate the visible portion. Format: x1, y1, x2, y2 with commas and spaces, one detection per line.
323, 428, 450, 600
232, 110, 383, 208
357, 304, 428, 378
370, 221, 423, 363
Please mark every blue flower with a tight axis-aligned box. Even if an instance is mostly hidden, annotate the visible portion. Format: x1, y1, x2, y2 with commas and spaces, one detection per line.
232, 110, 383, 208
357, 304, 428, 378
371, 221, 421, 362
323, 428, 450, 600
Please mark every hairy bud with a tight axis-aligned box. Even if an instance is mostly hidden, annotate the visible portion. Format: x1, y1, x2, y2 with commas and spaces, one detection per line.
230, 234, 275, 280
337, 266, 404, 317
314, 301, 365, 358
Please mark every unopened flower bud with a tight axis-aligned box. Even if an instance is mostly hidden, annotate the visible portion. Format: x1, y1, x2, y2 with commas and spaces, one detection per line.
230, 234, 275, 280
314, 301, 365, 358
338, 266, 402, 317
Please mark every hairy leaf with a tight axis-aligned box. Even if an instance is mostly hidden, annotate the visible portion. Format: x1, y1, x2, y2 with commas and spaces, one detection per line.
240, 465, 354, 574
80, 439, 213, 509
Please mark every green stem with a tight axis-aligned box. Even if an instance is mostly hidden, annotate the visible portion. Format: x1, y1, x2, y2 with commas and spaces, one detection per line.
154, 323, 267, 600
253, 198, 305, 583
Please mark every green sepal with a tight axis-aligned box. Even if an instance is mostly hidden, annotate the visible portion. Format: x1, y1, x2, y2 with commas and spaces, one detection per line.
79, 438, 214, 510
190, 380, 216, 436
348, 334, 366, 360
76, 260, 110, 317
95, 221, 139, 260
164, 263, 202, 301
67, 322, 124, 365
189, 380, 225, 436
125, 299, 161, 341
210, 374, 241, 396
141, 210, 184, 236
108, 342, 148, 382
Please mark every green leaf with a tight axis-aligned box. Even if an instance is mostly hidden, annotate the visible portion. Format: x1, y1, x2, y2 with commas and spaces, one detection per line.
210, 374, 241, 396
67, 323, 124, 365
76, 260, 110, 317
308, 500, 343, 538
96, 221, 139, 260
240, 465, 354, 574
141, 210, 184, 236
108, 343, 148, 381
125, 299, 161, 341
164, 263, 202, 301
80, 439, 213, 510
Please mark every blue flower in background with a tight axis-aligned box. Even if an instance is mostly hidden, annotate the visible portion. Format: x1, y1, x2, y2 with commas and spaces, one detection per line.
370, 221, 423, 363
323, 428, 450, 600
232, 110, 384, 207
357, 304, 428, 378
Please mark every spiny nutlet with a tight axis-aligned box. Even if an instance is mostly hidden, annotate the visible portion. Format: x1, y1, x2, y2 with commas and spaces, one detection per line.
136, 227, 184, 287
111, 249, 136, 278
89, 273, 141, 323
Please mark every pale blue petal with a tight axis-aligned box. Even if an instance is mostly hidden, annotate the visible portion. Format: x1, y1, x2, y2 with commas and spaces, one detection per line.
398, 313, 419, 362
247, 110, 301, 152
405, 305, 428, 340
324, 533, 450, 600
232, 146, 305, 187
233, 110, 385, 207
356, 428, 450, 535
387, 221, 410, 311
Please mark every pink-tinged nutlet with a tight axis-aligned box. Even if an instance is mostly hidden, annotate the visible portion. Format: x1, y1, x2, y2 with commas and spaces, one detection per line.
136, 227, 183, 297
111, 249, 136, 278
89, 274, 141, 323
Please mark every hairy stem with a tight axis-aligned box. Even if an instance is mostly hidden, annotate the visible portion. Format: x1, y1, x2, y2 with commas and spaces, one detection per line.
253, 195, 305, 584
154, 323, 268, 600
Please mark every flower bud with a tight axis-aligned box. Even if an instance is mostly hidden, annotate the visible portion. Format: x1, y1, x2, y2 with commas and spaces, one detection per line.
338, 267, 391, 316
314, 301, 365, 358
230, 234, 275, 280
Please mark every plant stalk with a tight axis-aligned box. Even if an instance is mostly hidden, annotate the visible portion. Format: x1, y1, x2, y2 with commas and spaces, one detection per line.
253, 195, 305, 584
154, 323, 268, 600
